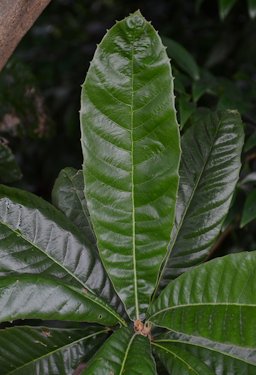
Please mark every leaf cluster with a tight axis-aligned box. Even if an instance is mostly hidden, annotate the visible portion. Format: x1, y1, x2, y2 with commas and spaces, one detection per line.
0, 11, 255, 375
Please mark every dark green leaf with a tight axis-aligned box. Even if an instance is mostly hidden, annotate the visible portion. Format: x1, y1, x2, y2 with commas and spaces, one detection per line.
84, 327, 156, 374
154, 332, 256, 375
0, 325, 107, 375
156, 109, 244, 290
241, 190, 256, 227
80, 11, 180, 319
192, 70, 217, 102
0, 185, 126, 317
52, 167, 96, 244
0, 275, 124, 326
0, 141, 22, 184
153, 340, 214, 375
148, 251, 256, 364
219, 0, 238, 19
244, 132, 256, 152
162, 36, 200, 80
178, 96, 196, 129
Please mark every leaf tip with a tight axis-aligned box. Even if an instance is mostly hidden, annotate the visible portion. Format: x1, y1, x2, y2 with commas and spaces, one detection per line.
126, 10, 146, 30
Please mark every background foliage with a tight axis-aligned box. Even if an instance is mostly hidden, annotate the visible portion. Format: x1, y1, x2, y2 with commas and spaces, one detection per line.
0, 0, 256, 259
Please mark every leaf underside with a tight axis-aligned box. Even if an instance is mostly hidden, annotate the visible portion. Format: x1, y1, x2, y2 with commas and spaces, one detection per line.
148, 251, 256, 371
0, 326, 107, 375
157, 109, 244, 290
81, 10, 180, 319
0, 184, 125, 317
83, 327, 156, 375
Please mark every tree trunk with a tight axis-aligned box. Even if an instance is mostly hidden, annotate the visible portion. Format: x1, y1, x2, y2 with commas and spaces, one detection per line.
0, 0, 52, 72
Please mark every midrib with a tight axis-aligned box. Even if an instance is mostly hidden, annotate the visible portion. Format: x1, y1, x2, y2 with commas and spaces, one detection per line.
130, 41, 139, 320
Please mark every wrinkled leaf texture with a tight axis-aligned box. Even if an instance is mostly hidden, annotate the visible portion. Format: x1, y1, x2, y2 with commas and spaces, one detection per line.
148, 251, 256, 372
0, 185, 125, 317
83, 327, 156, 374
156, 109, 244, 291
0, 325, 107, 375
0, 275, 122, 326
81, 11, 180, 319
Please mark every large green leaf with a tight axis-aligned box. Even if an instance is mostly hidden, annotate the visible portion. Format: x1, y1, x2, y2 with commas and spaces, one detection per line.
80, 11, 180, 319
0, 141, 22, 184
156, 109, 243, 290
0, 185, 125, 316
153, 340, 214, 375
0, 325, 107, 375
0, 275, 124, 326
154, 332, 256, 374
52, 167, 96, 244
219, 0, 238, 19
84, 327, 156, 374
147, 251, 256, 368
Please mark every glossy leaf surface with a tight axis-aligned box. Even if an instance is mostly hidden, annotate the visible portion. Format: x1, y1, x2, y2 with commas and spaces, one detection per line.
240, 190, 256, 227
148, 251, 256, 360
153, 341, 214, 375
0, 141, 22, 184
84, 327, 156, 374
0, 275, 123, 326
52, 167, 96, 244
0, 325, 107, 375
81, 11, 180, 319
154, 332, 256, 375
0, 185, 125, 316
157, 109, 243, 289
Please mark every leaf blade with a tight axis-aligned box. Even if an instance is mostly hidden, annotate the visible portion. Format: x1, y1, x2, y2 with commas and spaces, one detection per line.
241, 190, 256, 227
156, 109, 244, 290
52, 167, 96, 244
84, 327, 156, 374
0, 325, 107, 375
153, 341, 214, 375
0, 275, 124, 326
81, 11, 180, 319
148, 251, 256, 358
0, 185, 125, 316
155, 332, 256, 374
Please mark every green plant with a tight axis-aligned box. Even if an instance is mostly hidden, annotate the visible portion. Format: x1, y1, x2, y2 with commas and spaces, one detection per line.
0, 10, 255, 374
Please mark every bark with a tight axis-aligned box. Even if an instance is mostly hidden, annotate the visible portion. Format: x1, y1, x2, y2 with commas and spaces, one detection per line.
0, 0, 52, 71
